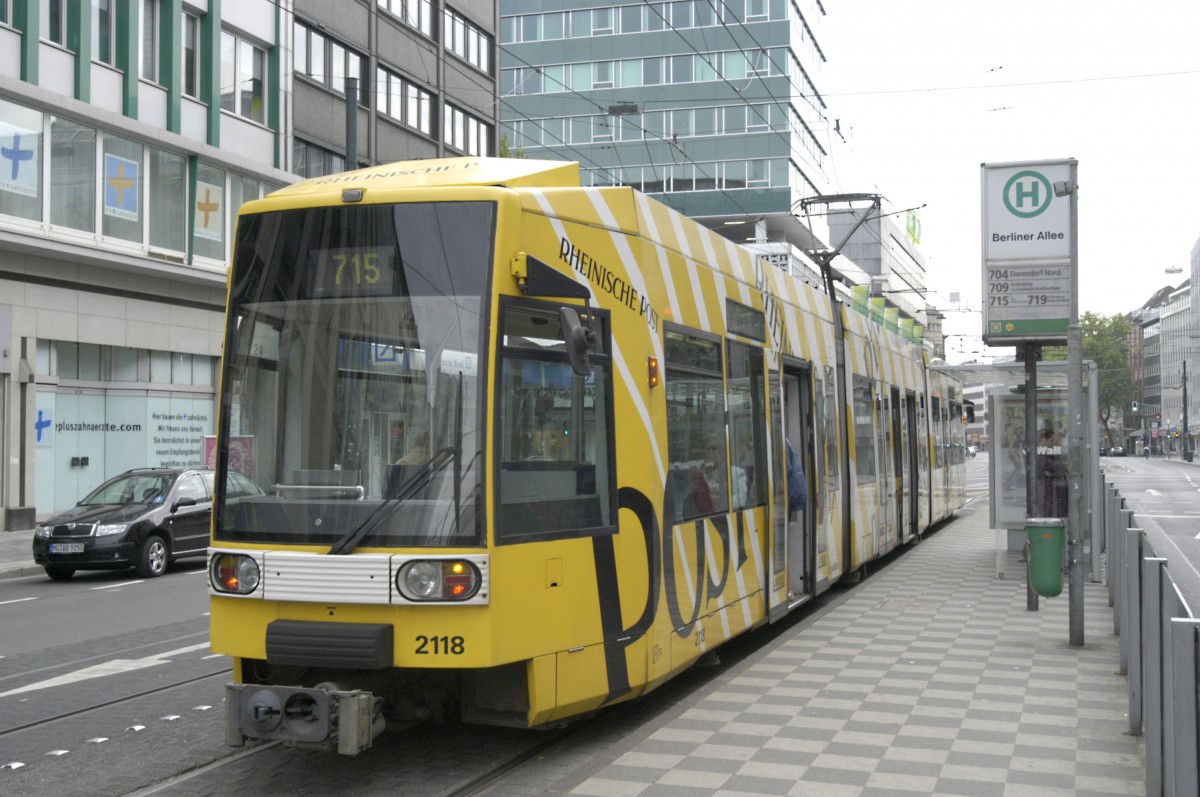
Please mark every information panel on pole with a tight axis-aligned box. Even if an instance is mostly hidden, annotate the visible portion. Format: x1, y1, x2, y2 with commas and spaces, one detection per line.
980, 159, 1077, 346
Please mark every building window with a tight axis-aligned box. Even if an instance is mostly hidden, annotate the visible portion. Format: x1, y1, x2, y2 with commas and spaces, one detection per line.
220, 31, 267, 124
444, 105, 492, 156
376, 67, 434, 135
670, 1, 692, 29
593, 61, 614, 88
670, 55, 692, 84
101, 134, 143, 243
292, 139, 345, 179
182, 11, 200, 98
148, 148, 186, 252
230, 175, 260, 221
172, 353, 193, 385
49, 117, 96, 232
41, 0, 67, 45
295, 21, 367, 100
193, 162, 226, 260
592, 7, 613, 34
407, 84, 433, 135
150, 349, 171, 383
0, 98, 43, 222
141, 0, 160, 83
378, 0, 434, 39
619, 6, 641, 33
93, 0, 117, 65
114, 347, 139, 381
444, 9, 492, 75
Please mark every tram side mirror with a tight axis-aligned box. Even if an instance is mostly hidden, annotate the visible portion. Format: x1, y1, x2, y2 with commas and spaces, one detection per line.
560, 307, 596, 376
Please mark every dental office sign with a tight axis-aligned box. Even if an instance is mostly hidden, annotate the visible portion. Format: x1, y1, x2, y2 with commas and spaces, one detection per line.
981, 159, 1077, 345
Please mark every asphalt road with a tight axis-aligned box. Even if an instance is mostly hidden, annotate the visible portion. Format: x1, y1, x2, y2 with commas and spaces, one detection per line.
0, 560, 210, 657
1101, 453, 1200, 611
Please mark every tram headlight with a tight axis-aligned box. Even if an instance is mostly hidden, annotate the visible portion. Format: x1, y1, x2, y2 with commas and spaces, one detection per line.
396, 559, 480, 602
210, 553, 261, 595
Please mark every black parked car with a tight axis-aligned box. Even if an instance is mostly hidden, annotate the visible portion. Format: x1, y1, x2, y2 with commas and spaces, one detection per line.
32, 468, 221, 581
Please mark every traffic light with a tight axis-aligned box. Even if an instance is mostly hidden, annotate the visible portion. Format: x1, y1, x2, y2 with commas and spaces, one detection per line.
1132, 401, 1139, 413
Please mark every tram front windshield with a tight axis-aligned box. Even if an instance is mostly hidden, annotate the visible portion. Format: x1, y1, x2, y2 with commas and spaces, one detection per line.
213, 201, 493, 548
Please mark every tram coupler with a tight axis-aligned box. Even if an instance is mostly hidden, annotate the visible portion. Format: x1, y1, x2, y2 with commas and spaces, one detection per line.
225, 683, 385, 755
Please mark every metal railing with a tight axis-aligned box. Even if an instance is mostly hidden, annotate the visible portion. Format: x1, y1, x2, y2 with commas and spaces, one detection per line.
1105, 481, 1200, 796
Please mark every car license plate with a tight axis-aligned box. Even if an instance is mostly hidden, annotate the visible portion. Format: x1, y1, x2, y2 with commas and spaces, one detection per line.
50, 543, 85, 554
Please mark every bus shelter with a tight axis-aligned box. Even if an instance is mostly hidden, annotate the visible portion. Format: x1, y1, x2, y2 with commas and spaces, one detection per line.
935, 361, 1103, 583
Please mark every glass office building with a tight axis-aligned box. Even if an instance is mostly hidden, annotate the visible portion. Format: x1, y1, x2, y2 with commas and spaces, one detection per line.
499, 0, 833, 247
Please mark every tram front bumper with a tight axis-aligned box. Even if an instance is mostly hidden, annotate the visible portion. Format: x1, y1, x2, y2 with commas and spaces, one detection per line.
225, 683, 384, 755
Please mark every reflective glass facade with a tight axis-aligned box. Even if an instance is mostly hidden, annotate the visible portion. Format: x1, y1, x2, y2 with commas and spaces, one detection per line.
499, 0, 831, 219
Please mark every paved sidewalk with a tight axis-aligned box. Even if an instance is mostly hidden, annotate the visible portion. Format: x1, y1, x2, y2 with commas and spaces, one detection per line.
0, 527, 39, 580
558, 503, 1142, 797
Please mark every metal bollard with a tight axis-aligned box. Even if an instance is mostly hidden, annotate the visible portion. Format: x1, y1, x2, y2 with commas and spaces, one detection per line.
1142, 558, 1168, 797
1106, 485, 1117, 606
1121, 526, 1143, 680
1115, 506, 1133, 637
1169, 619, 1200, 797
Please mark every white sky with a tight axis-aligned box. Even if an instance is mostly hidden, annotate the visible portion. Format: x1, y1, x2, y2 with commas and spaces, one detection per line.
820, 1, 1200, 362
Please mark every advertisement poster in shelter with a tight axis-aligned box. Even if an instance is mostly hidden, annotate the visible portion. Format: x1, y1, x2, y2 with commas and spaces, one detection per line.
991, 391, 1068, 529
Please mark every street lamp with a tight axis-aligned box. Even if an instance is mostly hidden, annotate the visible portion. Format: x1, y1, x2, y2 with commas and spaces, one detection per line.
1183, 361, 1191, 461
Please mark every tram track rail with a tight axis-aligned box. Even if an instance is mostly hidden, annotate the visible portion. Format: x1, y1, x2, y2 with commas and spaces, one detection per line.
0, 667, 230, 740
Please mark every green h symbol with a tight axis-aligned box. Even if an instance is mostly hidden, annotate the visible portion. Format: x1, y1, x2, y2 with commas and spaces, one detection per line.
1003, 170, 1052, 218
1014, 179, 1039, 209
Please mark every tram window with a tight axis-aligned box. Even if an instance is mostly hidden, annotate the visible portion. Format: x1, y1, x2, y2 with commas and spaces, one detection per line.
852, 374, 875, 483
932, 397, 945, 468
496, 300, 614, 542
875, 388, 888, 479
821, 370, 838, 492
726, 300, 764, 342
727, 341, 765, 509
917, 393, 929, 472
950, 402, 962, 464
665, 327, 728, 522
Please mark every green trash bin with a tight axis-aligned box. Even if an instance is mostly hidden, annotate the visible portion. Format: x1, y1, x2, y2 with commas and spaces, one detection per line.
1027, 518, 1065, 598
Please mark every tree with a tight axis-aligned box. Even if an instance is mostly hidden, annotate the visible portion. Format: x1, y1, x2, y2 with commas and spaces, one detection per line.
498, 133, 527, 159
1028, 314, 1134, 448
1066, 313, 1133, 448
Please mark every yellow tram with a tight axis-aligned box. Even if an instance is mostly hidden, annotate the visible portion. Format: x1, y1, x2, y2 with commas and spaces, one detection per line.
208, 157, 967, 753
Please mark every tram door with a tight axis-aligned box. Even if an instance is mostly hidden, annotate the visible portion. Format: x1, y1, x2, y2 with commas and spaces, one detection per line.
782, 367, 814, 604
879, 389, 895, 553
902, 390, 918, 540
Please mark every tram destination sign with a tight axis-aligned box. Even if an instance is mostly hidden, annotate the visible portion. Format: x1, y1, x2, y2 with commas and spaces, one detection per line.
980, 159, 1077, 346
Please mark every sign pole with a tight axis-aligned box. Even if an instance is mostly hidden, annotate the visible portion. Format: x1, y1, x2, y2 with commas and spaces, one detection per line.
1064, 161, 1084, 646
1024, 343, 1039, 612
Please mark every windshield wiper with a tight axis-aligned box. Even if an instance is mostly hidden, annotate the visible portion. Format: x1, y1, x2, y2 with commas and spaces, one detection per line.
326, 446, 456, 556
